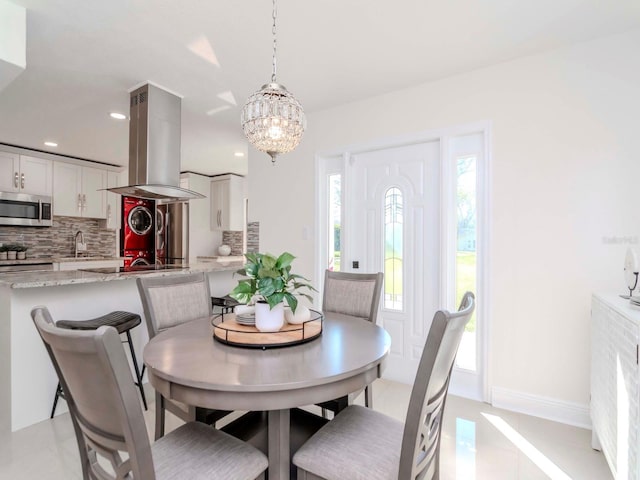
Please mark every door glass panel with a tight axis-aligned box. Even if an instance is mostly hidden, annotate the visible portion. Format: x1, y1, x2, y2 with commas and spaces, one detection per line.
328, 174, 341, 271
455, 156, 477, 370
384, 187, 403, 310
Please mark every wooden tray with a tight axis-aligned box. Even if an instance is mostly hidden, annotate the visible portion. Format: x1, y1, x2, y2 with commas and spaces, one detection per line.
212, 309, 323, 348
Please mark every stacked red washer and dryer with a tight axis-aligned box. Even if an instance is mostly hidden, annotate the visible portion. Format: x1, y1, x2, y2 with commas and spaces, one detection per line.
121, 196, 155, 268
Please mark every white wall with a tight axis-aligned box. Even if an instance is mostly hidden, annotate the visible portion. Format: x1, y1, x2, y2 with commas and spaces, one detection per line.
248, 29, 640, 414
182, 173, 218, 260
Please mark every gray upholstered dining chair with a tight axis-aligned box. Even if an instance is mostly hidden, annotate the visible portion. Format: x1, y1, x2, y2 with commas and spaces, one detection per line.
31, 306, 268, 480
318, 270, 384, 416
137, 272, 232, 439
294, 291, 475, 480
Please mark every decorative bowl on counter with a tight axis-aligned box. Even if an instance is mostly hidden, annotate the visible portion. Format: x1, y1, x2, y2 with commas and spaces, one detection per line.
218, 244, 231, 256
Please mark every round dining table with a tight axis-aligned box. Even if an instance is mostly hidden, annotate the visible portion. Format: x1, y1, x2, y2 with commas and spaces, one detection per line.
143, 311, 391, 480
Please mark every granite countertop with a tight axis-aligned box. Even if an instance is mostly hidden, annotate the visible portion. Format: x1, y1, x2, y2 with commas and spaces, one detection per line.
0, 261, 243, 289
0, 256, 123, 267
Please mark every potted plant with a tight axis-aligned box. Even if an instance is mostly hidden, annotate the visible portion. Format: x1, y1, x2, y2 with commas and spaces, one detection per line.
0, 245, 8, 260
15, 245, 28, 260
5, 244, 19, 260
230, 252, 315, 332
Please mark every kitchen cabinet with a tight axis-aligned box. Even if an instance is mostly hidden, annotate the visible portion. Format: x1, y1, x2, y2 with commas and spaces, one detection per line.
105, 171, 122, 229
210, 174, 246, 231
53, 162, 107, 218
0, 151, 53, 196
53, 257, 124, 271
591, 293, 640, 479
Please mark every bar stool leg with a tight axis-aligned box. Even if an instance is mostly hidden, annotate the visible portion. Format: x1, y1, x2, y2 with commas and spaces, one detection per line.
50, 382, 63, 418
125, 330, 147, 411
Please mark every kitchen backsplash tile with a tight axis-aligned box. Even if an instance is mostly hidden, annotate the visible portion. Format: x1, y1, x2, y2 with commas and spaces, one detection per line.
222, 230, 243, 256
0, 217, 117, 259
247, 221, 259, 253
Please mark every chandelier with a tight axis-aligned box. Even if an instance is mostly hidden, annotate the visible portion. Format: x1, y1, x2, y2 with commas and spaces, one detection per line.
241, 0, 306, 164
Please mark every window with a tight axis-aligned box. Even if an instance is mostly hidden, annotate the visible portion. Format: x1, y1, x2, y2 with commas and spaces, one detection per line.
328, 174, 341, 271
455, 156, 477, 370
384, 187, 403, 310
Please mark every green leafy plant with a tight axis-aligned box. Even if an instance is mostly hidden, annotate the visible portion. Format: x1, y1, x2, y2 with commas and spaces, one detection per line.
0, 245, 9, 253
230, 252, 315, 313
14, 245, 28, 252
5, 244, 21, 252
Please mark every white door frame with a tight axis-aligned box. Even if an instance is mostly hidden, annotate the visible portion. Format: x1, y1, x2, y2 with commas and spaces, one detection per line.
315, 121, 492, 402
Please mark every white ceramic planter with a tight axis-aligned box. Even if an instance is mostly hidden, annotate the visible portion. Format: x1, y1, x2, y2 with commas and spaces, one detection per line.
7, 251, 16, 260
255, 301, 284, 332
17, 252, 26, 260
285, 305, 311, 324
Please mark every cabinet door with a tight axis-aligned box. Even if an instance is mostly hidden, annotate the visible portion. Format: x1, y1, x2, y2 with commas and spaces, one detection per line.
0, 151, 20, 192
19, 155, 53, 196
211, 179, 229, 231
53, 162, 83, 217
106, 171, 121, 229
82, 166, 107, 219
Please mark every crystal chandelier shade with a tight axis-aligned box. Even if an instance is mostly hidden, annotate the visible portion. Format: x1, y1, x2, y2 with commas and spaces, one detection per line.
241, 82, 306, 161
241, 0, 306, 163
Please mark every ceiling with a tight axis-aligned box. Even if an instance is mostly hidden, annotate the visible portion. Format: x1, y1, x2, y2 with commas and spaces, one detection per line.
1, 0, 640, 176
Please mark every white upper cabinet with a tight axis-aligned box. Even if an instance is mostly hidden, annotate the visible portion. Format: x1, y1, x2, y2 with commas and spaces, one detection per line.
0, 151, 53, 196
105, 171, 121, 229
53, 162, 107, 218
211, 174, 246, 231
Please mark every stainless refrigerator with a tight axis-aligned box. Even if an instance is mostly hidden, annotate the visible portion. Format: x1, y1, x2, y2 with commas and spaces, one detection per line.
156, 202, 189, 265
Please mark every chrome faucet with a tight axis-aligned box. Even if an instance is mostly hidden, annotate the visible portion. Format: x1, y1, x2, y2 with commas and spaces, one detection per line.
74, 231, 87, 258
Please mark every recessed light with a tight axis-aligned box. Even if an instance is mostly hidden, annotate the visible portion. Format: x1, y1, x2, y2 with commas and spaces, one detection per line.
234, 152, 244, 157
110, 112, 127, 120
44, 141, 58, 147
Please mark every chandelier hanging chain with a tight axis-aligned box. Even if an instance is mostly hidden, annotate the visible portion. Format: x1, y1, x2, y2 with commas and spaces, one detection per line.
271, 0, 277, 83
240, 0, 306, 163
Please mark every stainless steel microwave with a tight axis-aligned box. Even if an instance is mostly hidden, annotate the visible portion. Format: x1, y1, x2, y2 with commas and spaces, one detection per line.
0, 192, 53, 226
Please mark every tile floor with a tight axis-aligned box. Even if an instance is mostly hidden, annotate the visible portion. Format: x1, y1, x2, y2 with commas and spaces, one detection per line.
0, 379, 612, 479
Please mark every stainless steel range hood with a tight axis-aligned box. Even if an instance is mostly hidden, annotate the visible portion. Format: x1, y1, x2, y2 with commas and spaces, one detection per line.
107, 83, 204, 202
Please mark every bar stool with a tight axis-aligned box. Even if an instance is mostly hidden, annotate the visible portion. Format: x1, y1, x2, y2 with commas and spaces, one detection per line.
211, 295, 240, 314
50, 311, 147, 418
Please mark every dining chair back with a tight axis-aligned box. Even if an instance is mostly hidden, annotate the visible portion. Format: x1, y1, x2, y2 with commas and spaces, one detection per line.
137, 272, 232, 439
318, 270, 383, 415
322, 270, 384, 323
31, 306, 268, 480
137, 272, 212, 338
399, 291, 475, 479
293, 292, 476, 480
31, 307, 92, 480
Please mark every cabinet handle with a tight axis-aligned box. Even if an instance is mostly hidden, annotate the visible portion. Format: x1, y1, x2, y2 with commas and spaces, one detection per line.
218, 210, 222, 227
21, 173, 25, 189
82, 194, 87, 209
107, 204, 112, 226
14, 172, 18, 188
77, 194, 82, 211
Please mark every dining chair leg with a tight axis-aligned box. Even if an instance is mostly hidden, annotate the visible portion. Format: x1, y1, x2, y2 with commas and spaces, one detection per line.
155, 392, 165, 440
365, 385, 372, 409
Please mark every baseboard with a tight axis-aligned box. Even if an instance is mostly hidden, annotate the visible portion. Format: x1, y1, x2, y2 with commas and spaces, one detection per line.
491, 387, 591, 429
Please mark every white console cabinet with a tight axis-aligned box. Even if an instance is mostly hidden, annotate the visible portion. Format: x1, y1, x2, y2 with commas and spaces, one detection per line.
591, 293, 640, 479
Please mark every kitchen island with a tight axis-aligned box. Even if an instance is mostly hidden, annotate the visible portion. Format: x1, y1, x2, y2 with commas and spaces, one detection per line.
0, 260, 244, 432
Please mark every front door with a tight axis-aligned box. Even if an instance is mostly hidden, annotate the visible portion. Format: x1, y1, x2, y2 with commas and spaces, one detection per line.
345, 140, 442, 383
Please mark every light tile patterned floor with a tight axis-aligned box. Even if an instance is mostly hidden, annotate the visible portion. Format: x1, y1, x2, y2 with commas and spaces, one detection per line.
0, 379, 612, 479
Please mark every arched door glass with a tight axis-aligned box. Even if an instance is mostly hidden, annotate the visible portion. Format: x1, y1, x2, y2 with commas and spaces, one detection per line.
384, 187, 403, 310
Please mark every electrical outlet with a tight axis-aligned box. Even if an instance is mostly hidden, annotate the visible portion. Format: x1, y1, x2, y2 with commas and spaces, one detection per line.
352, 261, 359, 269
